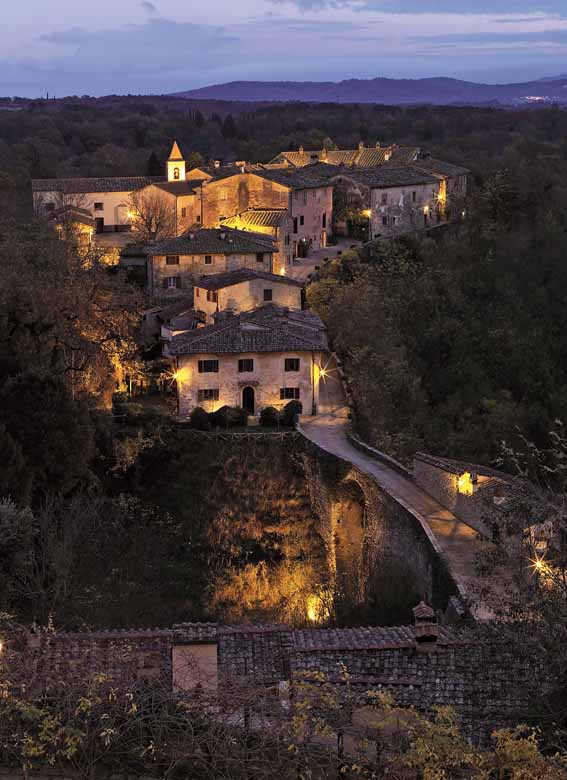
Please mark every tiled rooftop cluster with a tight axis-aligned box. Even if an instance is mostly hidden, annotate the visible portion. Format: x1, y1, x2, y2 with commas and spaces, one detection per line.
14, 617, 538, 743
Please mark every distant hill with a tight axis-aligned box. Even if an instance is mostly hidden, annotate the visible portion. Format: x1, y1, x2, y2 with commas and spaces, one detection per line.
174, 76, 567, 106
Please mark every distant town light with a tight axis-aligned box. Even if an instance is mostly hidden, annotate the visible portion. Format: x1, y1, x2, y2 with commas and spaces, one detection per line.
362, 209, 372, 219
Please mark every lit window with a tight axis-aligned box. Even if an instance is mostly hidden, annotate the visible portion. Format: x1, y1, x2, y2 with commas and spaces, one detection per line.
198, 360, 219, 373
280, 387, 300, 400
285, 358, 300, 372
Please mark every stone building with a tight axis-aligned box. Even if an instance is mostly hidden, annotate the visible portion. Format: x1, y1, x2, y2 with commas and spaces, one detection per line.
331, 165, 445, 238
141, 227, 277, 301
163, 304, 328, 416
220, 208, 293, 274
9, 607, 541, 746
193, 268, 304, 324
199, 164, 334, 257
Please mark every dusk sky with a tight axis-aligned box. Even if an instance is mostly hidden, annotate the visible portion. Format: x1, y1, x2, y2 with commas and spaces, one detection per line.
2, 0, 567, 97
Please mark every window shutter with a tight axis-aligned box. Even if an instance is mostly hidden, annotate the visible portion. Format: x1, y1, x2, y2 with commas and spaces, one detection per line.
162, 278, 168, 289
177, 276, 182, 289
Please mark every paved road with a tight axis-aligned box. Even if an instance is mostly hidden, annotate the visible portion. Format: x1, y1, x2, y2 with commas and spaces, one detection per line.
290, 239, 362, 284
301, 413, 513, 621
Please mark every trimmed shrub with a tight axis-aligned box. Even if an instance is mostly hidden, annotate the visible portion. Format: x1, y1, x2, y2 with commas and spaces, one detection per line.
209, 405, 248, 429
189, 406, 210, 431
281, 400, 303, 427
259, 406, 279, 428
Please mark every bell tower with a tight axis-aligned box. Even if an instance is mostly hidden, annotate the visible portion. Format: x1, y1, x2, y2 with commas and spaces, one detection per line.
167, 141, 186, 183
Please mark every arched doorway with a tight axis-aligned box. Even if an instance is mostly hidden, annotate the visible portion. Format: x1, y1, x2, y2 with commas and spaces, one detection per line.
242, 386, 255, 415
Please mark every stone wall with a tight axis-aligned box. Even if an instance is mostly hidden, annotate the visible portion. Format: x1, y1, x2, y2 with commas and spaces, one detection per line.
301, 439, 458, 616
148, 251, 273, 297
413, 453, 510, 537
201, 174, 291, 226
175, 350, 322, 416
195, 278, 302, 324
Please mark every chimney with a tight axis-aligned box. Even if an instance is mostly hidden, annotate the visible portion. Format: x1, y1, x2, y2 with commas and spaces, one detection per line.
219, 231, 226, 240
213, 159, 221, 169
375, 141, 381, 149
299, 146, 304, 155
358, 141, 364, 151
413, 601, 439, 651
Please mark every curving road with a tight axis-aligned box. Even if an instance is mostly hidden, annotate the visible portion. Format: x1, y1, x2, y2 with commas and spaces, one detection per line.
302, 368, 512, 621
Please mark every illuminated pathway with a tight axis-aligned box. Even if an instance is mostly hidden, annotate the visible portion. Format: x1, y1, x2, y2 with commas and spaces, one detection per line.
301, 378, 513, 621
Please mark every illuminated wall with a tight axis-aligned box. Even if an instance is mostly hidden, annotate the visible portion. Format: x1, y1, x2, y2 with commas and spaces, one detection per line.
174, 350, 322, 417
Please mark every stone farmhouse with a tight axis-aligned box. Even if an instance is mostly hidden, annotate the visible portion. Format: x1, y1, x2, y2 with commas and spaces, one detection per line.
9, 605, 540, 746
331, 166, 444, 238
130, 226, 278, 302
163, 304, 328, 416
193, 268, 304, 325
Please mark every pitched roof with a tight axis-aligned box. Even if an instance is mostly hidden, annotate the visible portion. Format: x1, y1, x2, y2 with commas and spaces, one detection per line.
32, 176, 165, 194
195, 268, 303, 291
411, 157, 470, 178
270, 145, 419, 168
152, 179, 204, 196
253, 164, 337, 190
147, 227, 277, 256
50, 205, 95, 228
221, 208, 291, 229
168, 141, 184, 161
166, 303, 328, 356
330, 164, 439, 189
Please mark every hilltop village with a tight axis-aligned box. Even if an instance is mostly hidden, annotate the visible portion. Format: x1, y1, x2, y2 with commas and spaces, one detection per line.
33, 141, 468, 418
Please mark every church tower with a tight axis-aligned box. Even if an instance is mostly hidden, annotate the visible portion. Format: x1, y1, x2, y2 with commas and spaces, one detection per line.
167, 141, 186, 182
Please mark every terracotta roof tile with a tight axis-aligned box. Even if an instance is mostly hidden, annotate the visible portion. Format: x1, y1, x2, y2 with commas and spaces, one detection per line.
147, 227, 277, 256
221, 208, 291, 229
32, 176, 165, 194
166, 303, 328, 356
195, 268, 303, 291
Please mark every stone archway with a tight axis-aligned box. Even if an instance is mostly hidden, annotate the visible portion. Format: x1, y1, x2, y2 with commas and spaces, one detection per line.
331, 479, 367, 607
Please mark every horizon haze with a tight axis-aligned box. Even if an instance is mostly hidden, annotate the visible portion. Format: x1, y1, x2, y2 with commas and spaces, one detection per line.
2, 1, 567, 98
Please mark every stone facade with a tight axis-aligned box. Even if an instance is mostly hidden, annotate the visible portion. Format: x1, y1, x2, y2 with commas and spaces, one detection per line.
413, 453, 511, 537
148, 250, 274, 299
201, 174, 290, 226
220, 209, 293, 274
175, 349, 322, 416
194, 274, 303, 324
